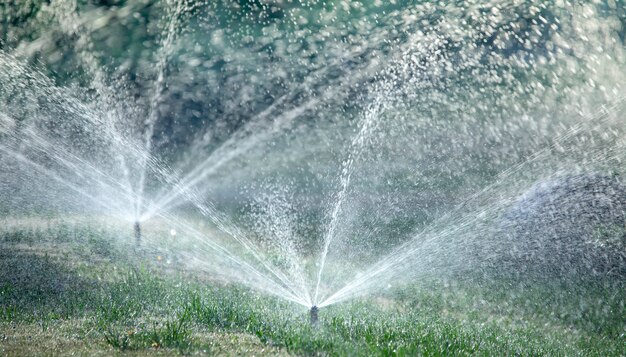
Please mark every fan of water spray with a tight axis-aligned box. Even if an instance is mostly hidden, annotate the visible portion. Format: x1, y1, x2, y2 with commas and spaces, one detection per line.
1, 0, 625, 323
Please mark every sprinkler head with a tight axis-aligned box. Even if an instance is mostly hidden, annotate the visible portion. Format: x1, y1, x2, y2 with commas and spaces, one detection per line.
310, 305, 318, 326
134, 221, 141, 244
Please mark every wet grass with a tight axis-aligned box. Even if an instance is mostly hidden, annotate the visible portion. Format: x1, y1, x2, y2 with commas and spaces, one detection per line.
1, 221, 624, 356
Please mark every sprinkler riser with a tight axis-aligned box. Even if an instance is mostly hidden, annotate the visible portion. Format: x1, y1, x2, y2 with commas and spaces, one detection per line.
310, 306, 318, 326
134, 221, 141, 245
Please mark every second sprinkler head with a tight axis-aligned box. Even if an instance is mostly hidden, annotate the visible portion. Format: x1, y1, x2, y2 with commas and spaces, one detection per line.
134, 221, 141, 244
310, 305, 319, 325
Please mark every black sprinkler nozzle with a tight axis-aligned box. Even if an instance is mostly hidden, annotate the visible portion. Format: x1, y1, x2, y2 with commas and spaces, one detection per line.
134, 221, 141, 245
310, 305, 318, 326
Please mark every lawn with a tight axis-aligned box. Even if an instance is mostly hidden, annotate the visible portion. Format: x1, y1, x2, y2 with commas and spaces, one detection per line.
1, 219, 624, 356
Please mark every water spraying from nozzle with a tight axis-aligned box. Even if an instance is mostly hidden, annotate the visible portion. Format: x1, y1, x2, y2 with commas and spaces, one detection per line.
134, 221, 141, 245
310, 305, 318, 326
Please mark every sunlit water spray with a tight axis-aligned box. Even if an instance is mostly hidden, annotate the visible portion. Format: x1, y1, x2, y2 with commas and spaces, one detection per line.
319, 97, 626, 308
1, 1, 625, 320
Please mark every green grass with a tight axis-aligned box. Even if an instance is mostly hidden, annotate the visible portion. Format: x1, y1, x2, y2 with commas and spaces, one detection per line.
1, 220, 624, 356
